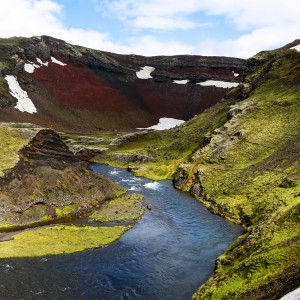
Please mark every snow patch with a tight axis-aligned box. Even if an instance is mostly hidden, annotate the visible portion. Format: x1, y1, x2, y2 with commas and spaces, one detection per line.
291, 44, 300, 51
232, 71, 239, 77
5, 75, 37, 113
198, 80, 239, 89
24, 64, 36, 74
136, 66, 155, 79
24, 61, 41, 73
138, 118, 185, 131
143, 182, 160, 190
279, 287, 300, 300
173, 79, 189, 84
24, 58, 49, 74
37, 58, 49, 66
51, 56, 67, 66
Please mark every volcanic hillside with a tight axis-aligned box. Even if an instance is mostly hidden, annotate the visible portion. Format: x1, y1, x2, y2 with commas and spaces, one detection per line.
0, 36, 245, 132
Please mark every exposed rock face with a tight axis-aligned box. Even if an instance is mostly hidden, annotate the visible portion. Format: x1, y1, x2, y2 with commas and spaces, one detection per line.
0, 36, 246, 132
0, 129, 124, 227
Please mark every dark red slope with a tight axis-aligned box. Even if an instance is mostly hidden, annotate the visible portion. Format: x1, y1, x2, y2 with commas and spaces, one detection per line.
0, 36, 246, 132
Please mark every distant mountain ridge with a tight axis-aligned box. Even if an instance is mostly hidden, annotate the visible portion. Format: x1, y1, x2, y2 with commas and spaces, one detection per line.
0, 35, 245, 132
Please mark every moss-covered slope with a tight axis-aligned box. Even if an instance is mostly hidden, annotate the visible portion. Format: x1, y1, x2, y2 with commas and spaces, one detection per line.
92, 44, 300, 299
179, 47, 300, 299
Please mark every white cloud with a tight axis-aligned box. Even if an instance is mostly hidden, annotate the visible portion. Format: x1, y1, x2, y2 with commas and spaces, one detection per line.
104, 0, 300, 33
103, 0, 207, 30
125, 35, 193, 56
0, 0, 128, 53
193, 24, 300, 58
130, 16, 199, 31
100, 0, 300, 57
0, 0, 299, 58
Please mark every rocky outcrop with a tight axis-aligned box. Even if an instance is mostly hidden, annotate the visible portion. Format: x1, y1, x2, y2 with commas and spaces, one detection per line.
0, 129, 125, 227
0, 35, 246, 132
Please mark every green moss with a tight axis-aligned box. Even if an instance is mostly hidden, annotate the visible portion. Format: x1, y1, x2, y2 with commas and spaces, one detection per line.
188, 50, 300, 299
90, 193, 144, 222
0, 126, 30, 176
55, 204, 78, 218
0, 225, 130, 258
0, 222, 16, 231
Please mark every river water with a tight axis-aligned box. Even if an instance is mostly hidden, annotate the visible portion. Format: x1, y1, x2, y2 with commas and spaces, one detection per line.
0, 164, 242, 300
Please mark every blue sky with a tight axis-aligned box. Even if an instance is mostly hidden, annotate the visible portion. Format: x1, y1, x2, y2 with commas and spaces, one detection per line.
0, 0, 299, 58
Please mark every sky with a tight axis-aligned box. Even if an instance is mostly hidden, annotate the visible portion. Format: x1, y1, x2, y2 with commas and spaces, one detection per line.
0, 0, 299, 58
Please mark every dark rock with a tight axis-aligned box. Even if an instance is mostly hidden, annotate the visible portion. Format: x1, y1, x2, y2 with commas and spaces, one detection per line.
190, 183, 203, 198
233, 130, 245, 137
0, 129, 125, 226
111, 152, 151, 163
75, 147, 108, 161
279, 178, 297, 188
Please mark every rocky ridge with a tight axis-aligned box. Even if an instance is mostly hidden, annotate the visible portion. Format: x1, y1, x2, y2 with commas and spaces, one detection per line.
0, 127, 125, 228
0, 35, 245, 132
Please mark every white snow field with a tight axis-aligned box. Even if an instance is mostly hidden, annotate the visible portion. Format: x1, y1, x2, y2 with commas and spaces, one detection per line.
136, 66, 155, 79
138, 118, 185, 130
5, 75, 37, 113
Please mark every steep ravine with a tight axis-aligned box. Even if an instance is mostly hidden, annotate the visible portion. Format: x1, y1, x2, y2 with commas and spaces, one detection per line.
82, 42, 300, 299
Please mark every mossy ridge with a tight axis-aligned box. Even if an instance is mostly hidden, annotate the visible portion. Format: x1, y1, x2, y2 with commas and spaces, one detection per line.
184, 50, 300, 298
189, 51, 300, 225
0, 224, 131, 258
90, 193, 144, 222
55, 204, 79, 218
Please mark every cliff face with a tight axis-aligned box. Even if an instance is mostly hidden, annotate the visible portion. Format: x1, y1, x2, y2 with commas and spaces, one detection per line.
0, 128, 125, 228
0, 36, 245, 132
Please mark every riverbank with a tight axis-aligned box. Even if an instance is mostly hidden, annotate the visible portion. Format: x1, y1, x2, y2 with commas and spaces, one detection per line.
0, 192, 145, 257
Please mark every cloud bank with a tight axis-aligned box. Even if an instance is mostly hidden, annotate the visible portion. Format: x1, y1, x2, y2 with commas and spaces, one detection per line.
0, 0, 299, 58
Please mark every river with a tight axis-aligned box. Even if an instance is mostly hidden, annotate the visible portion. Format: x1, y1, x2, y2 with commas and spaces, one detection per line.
0, 164, 242, 300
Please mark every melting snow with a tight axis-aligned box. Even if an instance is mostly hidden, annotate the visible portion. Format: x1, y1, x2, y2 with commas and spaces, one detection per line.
5, 75, 37, 113
36, 58, 49, 66
24, 58, 49, 74
279, 287, 300, 300
51, 56, 67, 66
198, 80, 239, 89
291, 44, 300, 51
136, 66, 155, 79
24, 61, 41, 74
24, 64, 36, 74
173, 79, 189, 84
138, 118, 185, 130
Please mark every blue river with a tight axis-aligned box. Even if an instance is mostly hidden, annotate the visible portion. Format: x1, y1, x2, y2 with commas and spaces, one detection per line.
0, 164, 242, 299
